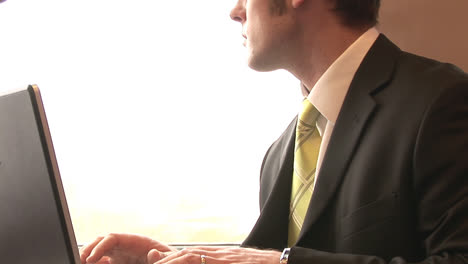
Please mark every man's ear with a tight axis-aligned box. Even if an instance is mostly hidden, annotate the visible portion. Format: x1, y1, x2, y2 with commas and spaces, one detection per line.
291, 0, 305, 9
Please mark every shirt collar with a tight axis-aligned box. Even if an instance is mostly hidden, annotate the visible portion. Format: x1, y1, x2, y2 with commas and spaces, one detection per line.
303, 27, 380, 124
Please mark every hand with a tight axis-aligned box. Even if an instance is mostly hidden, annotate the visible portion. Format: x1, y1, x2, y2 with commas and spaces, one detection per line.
80, 233, 177, 264
153, 246, 281, 264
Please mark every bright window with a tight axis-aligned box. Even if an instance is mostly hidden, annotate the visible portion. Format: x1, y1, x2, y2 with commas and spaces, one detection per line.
0, 0, 301, 244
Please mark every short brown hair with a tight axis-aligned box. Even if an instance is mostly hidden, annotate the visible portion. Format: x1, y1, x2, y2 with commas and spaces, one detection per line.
332, 0, 381, 28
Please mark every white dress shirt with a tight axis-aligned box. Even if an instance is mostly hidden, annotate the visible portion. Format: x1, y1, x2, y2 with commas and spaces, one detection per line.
301, 27, 380, 181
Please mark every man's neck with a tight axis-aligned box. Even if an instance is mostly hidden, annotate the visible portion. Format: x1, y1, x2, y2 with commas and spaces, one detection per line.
289, 25, 371, 92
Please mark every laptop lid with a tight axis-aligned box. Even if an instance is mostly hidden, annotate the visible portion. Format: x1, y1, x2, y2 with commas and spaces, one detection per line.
0, 85, 81, 264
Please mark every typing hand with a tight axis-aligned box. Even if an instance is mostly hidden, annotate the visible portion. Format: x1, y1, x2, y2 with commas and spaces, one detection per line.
153, 246, 281, 264
80, 233, 177, 264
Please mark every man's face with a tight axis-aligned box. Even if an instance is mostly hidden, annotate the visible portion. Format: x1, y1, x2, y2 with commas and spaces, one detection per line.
230, 0, 298, 72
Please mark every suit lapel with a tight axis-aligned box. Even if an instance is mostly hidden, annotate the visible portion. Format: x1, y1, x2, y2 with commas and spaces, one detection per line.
297, 35, 401, 242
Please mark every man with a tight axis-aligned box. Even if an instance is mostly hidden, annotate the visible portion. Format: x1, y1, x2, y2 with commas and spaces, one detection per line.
80, 0, 468, 264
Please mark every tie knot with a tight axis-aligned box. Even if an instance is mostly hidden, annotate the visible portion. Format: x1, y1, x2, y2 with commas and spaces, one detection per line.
298, 99, 319, 127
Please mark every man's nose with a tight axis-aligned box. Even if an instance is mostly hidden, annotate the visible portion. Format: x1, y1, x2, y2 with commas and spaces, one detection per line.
230, 0, 246, 23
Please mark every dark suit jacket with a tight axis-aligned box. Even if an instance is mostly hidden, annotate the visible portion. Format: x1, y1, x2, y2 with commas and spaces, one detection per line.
242, 34, 468, 264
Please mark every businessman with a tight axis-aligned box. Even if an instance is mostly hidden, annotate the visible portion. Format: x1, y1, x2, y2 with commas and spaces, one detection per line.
80, 0, 468, 264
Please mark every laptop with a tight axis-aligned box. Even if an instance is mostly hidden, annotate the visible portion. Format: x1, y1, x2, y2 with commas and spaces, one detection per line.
0, 85, 81, 263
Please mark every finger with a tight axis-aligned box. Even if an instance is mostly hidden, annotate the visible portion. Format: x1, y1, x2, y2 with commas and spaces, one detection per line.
94, 256, 111, 264
86, 235, 119, 264
154, 248, 195, 264
155, 248, 224, 264
175, 247, 233, 258
200, 254, 218, 264
148, 249, 170, 263
155, 251, 206, 264
80, 236, 105, 264
170, 248, 279, 264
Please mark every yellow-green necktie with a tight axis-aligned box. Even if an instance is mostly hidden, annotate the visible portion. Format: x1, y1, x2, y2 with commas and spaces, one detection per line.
288, 99, 322, 246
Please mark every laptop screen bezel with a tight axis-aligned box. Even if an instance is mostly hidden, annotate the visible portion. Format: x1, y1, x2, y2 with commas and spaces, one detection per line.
28, 84, 81, 264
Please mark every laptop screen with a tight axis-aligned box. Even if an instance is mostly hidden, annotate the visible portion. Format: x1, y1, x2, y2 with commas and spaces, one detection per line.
0, 85, 80, 264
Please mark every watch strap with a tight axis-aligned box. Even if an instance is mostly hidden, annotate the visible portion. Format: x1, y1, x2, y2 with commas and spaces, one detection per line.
279, 248, 291, 264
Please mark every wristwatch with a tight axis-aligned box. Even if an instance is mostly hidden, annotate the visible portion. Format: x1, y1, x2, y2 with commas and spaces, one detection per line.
279, 248, 291, 264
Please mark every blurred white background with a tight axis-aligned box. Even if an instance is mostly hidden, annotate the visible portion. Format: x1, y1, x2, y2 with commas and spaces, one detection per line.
0, 0, 301, 243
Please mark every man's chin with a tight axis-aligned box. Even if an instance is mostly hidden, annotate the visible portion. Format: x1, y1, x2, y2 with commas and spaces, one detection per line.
247, 56, 280, 72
